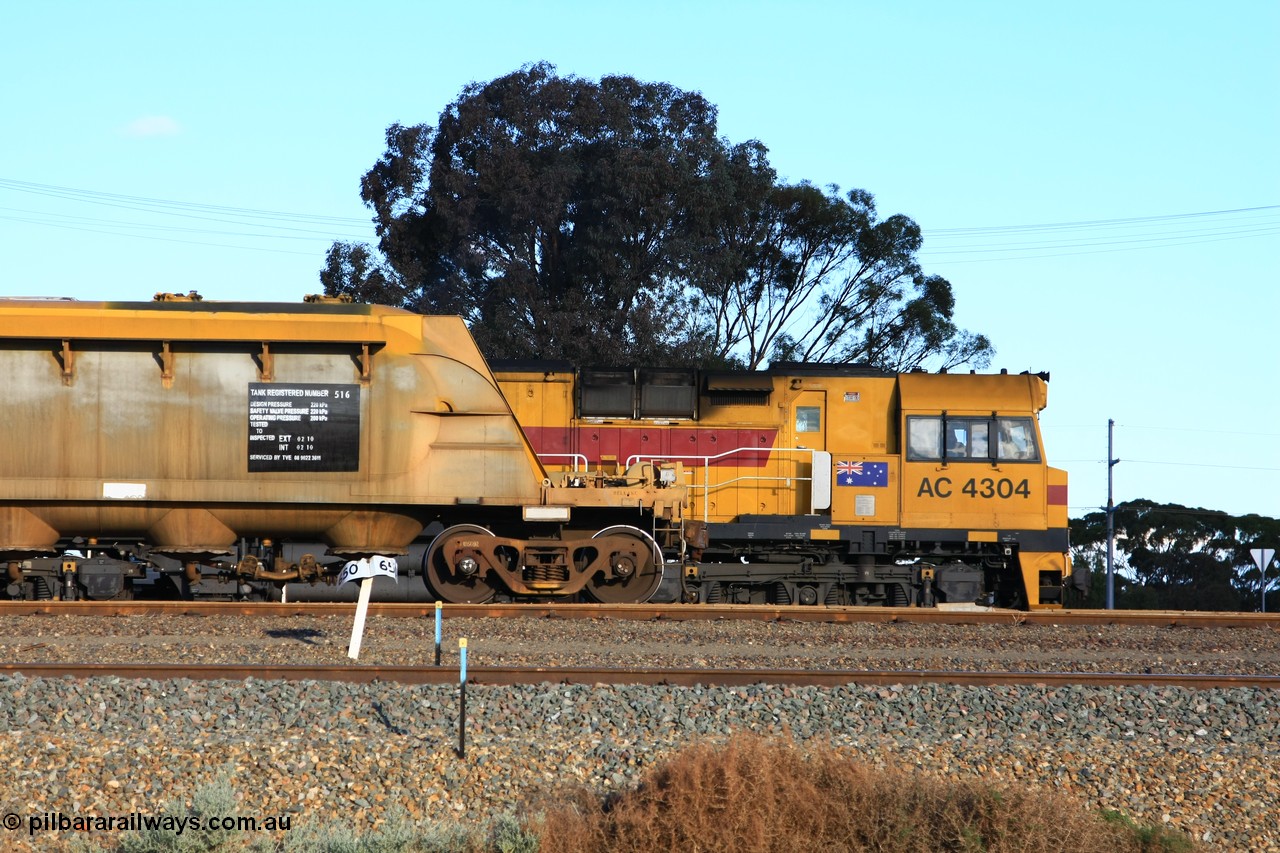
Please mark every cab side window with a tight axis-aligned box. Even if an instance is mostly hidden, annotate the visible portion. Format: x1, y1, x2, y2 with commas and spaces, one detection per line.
906, 416, 942, 460
996, 418, 1039, 461
795, 406, 822, 433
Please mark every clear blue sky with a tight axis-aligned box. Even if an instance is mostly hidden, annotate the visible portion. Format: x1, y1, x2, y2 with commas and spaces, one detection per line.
3, 1, 1276, 520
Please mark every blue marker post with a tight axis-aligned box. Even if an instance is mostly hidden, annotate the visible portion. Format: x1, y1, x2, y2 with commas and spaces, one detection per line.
457, 637, 468, 758
434, 601, 443, 667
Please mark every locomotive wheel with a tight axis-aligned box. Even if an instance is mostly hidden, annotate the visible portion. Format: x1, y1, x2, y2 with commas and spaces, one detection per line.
424, 524, 498, 604
584, 526, 664, 604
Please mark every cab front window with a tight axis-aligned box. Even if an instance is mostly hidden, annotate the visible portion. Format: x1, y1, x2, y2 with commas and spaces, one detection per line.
945, 418, 989, 459
908, 415, 1037, 462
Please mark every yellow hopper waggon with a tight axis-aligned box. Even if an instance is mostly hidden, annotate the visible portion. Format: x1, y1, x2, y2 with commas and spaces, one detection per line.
0, 296, 682, 604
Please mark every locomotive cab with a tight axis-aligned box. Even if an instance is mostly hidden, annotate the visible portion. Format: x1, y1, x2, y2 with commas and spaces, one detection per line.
894, 372, 1070, 609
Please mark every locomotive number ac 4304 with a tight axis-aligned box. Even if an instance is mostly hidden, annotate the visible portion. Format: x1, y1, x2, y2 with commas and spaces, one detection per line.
915, 477, 1032, 499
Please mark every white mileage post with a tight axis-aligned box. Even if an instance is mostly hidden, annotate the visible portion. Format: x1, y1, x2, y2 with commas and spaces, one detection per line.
340, 556, 399, 659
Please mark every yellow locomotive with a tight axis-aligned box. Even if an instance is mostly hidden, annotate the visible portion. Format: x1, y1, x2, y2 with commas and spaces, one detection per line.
495, 361, 1071, 609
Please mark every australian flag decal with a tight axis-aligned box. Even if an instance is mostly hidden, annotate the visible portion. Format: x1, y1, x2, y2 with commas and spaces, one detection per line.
836, 460, 888, 487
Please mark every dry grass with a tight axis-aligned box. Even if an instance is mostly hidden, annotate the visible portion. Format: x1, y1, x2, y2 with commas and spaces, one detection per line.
532, 737, 1198, 853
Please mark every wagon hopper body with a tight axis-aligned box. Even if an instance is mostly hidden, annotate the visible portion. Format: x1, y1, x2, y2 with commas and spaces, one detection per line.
0, 297, 682, 603
494, 362, 1071, 610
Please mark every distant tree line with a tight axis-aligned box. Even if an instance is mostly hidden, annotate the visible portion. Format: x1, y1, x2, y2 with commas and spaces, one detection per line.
1069, 499, 1280, 611
322, 62, 992, 371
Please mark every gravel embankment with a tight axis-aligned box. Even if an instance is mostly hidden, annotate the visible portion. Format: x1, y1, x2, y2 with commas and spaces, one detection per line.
0, 614, 1276, 851
4, 614, 1279, 673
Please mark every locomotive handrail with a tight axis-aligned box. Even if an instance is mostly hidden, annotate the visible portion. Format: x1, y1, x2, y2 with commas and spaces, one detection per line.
688, 474, 814, 520
625, 446, 778, 467
535, 453, 589, 472
625, 447, 826, 522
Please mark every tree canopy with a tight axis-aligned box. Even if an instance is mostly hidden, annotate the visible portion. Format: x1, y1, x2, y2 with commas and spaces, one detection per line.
323, 62, 992, 370
1070, 499, 1280, 610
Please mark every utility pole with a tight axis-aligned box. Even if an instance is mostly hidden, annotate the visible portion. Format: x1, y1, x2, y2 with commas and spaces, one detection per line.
1105, 419, 1120, 610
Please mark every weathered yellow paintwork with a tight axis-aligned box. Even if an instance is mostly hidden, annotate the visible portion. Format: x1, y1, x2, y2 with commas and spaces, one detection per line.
0, 299, 678, 559
496, 365, 1071, 609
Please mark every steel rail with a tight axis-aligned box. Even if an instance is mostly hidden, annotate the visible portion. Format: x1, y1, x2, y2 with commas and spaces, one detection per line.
2, 662, 1277, 689
1, 600, 1278, 629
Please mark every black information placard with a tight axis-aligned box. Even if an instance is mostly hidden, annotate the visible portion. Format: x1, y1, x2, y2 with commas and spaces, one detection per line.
248, 383, 360, 472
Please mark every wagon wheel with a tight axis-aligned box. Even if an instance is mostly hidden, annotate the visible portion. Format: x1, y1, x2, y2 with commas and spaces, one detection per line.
584, 525, 664, 604
424, 524, 498, 604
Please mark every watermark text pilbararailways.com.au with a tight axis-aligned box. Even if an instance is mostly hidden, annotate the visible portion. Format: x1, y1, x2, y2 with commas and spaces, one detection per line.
5, 811, 292, 837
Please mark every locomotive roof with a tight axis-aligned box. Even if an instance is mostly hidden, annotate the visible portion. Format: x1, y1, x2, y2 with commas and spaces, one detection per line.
489, 359, 1048, 383
489, 360, 895, 377
0, 298, 403, 316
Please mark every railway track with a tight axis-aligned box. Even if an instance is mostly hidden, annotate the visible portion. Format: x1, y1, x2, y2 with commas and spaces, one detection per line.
2, 600, 1278, 628
3, 661, 1278, 689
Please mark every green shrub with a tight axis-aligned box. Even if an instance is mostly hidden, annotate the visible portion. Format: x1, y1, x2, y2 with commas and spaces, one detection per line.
1100, 810, 1199, 853
113, 776, 244, 853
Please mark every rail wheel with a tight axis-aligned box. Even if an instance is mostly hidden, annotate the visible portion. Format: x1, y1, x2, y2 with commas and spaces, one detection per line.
424, 524, 498, 604
584, 526, 664, 604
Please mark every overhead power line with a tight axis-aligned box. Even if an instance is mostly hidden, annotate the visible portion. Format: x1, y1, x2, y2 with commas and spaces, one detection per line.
1045, 423, 1280, 438
2, 176, 1275, 264
1056, 458, 1279, 472
0, 206, 367, 241
0, 176, 376, 257
0, 178, 369, 225
0, 213, 337, 256
925, 205, 1280, 235
918, 205, 1279, 263
1122, 459, 1280, 473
